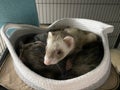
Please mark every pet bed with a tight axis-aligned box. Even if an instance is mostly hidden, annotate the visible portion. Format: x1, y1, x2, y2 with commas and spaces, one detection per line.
0, 18, 114, 90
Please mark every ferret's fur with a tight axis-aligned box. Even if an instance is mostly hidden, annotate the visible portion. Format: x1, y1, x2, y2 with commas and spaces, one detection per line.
70, 40, 104, 77
19, 41, 67, 79
44, 28, 98, 65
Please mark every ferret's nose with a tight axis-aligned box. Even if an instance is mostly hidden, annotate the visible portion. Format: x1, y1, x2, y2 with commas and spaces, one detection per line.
44, 56, 51, 65
44, 60, 51, 65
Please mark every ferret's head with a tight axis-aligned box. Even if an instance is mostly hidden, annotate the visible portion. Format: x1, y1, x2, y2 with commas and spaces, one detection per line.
44, 31, 74, 65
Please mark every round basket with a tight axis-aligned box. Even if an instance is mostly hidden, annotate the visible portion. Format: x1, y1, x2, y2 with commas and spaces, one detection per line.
0, 18, 114, 90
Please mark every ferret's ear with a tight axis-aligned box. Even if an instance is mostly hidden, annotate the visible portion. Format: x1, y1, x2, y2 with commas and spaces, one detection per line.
48, 32, 55, 38
63, 36, 74, 48
48, 32, 53, 37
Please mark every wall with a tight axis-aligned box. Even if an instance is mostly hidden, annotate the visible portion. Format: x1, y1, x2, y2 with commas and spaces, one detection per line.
35, 0, 120, 48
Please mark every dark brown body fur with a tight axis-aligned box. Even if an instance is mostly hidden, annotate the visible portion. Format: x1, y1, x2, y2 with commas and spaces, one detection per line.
69, 39, 104, 78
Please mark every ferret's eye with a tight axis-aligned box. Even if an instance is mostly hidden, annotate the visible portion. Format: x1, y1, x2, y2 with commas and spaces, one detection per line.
56, 50, 62, 55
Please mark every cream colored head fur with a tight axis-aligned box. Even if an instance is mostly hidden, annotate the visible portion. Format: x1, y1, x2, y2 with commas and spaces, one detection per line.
44, 31, 74, 65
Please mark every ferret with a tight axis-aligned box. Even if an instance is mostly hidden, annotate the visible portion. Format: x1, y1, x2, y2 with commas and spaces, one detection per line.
17, 32, 103, 80
44, 28, 98, 65
19, 40, 72, 79
15, 33, 69, 79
